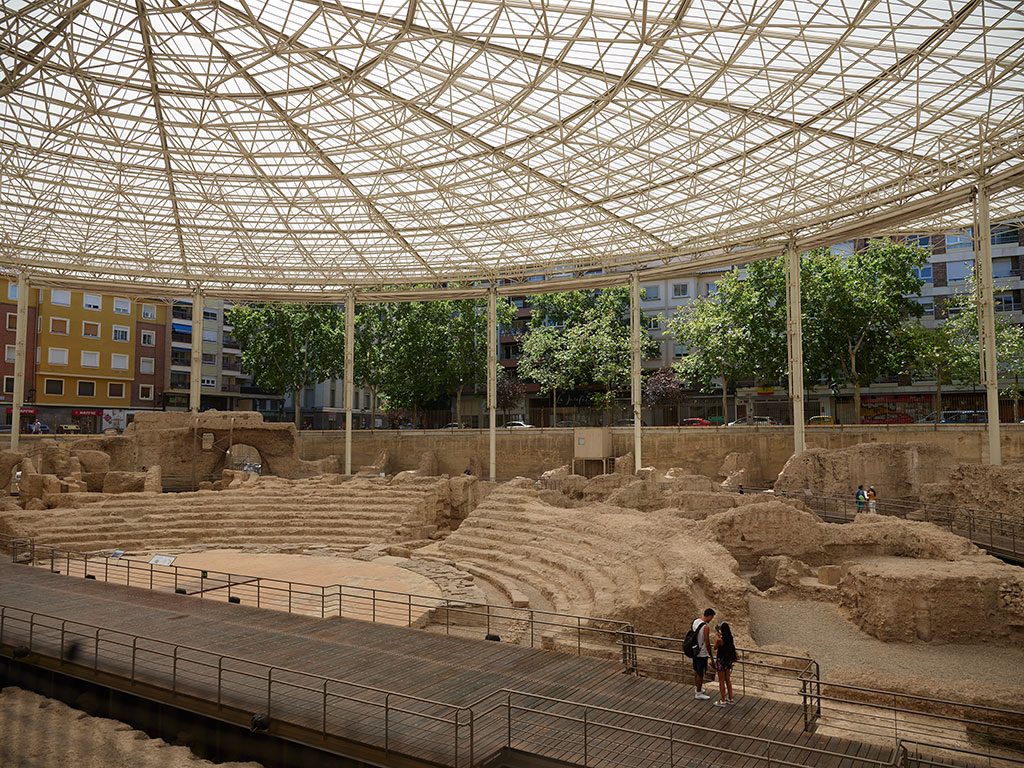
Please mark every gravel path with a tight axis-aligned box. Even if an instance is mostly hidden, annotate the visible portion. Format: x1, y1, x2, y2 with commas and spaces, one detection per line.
748, 597, 1024, 693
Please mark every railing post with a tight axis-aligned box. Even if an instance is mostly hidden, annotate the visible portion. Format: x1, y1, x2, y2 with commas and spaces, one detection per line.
321, 586, 325, 619
507, 692, 512, 747
384, 693, 390, 755
445, 598, 450, 635
322, 680, 328, 738
93, 628, 100, 672
126, 558, 131, 587
217, 657, 223, 706
583, 707, 588, 767
372, 589, 376, 623
130, 636, 137, 684
288, 582, 293, 613
469, 708, 475, 767
0, 606, 5, 645
407, 594, 412, 627
577, 616, 582, 655
28, 614, 34, 651
172, 646, 178, 692
529, 609, 534, 647
104, 556, 108, 582
266, 667, 273, 717
59, 620, 66, 662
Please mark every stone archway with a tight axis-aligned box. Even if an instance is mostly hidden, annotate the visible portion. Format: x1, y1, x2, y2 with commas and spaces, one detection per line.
224, 443, 263, 473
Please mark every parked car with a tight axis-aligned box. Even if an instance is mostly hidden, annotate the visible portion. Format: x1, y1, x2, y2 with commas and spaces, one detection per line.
504, 421, 533, 429
727, 416, 778, 426
679, 417, 712, 427
807, 415, 834, 425
441, 422, 468, 429
920, 410, 987, 424
613, 418, 648, 426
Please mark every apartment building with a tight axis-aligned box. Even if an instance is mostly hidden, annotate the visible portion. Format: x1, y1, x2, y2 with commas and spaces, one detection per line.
165, 298, 282, 414
0, 282, 170, 432
0, 280, 39, 424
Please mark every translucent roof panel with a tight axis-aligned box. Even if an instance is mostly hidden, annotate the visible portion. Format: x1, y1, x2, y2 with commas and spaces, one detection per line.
1, 0, 1023, 297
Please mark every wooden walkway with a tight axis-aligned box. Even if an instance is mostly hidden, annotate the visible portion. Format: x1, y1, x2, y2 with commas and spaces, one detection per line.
0, 560, 897, 768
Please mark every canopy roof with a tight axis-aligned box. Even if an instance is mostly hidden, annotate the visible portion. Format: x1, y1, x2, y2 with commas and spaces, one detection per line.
1, 0, 1023, 299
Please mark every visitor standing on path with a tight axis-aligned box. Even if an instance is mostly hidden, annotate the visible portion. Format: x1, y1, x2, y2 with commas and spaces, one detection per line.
867, 486, 878, 513
713, 623, 737, 706
855, 485, 866, 513
687, 608, 716, 700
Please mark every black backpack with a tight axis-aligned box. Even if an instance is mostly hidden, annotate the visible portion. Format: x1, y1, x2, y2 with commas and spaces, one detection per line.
683, 621, 705, 658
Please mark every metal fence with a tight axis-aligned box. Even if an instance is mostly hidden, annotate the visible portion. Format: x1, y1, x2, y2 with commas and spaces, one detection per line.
763, 489, 1024, 562
0, 602, 901, 768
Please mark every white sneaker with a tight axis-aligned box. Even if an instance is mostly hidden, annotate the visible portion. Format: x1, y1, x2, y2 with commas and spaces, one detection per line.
714, 701, 729, 707
694, 692, 711, 700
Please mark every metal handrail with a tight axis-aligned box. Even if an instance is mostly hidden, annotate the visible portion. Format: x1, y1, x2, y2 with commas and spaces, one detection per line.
748, 488, 1023, 560
0, 602, 889, 768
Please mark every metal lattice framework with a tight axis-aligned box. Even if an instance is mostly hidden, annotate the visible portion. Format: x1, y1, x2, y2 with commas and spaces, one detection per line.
1, 0, 1023, 299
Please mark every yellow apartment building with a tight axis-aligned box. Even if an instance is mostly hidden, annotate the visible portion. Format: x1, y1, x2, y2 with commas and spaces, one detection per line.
33, 288, 164, 432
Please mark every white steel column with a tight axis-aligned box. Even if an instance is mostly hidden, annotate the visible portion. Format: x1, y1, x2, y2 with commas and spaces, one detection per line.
344, 291, 355, 475
785, 241, 806, 455
10, 273, 29, 452
189, 289, 203, 413
487, 286, 497, 482
629, 272, 642, 472
976, 183, 1002, 466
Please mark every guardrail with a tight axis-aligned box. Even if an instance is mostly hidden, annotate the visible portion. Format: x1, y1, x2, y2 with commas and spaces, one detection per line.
0, 603, 902, 768
756, 489, 1024, 562
5, 535, 1023, 759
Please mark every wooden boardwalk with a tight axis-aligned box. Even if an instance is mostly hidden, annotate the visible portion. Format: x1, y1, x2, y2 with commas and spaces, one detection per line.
0, 560, 897, 768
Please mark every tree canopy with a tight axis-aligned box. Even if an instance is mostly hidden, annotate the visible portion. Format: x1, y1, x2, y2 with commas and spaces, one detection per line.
225, 303, 346, 425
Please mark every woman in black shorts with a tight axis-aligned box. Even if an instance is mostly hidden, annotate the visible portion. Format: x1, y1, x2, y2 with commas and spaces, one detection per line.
713, 623, 737, 706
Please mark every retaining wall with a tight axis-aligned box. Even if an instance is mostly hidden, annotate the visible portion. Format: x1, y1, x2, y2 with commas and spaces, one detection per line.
299, 424, 1024, 481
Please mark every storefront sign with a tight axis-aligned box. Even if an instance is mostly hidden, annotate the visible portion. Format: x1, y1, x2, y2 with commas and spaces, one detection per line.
5, 407, 36, 414
72, 409, 102, 416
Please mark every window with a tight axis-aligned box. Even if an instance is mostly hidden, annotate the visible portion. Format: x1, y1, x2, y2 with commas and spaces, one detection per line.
201, 376, 217, 388
3, 376, 13, 394
992, 224, 1019, 246
51, 289, 71, 306
108, 382, 125, 398
947, 260, 972, 282
5, 313, 15, 331
642, 314, 660, 330
913, 265, 933, 283
49, 317, 69, 334
112, 325, 130, 342
141, 329, 156, 346
672, 283, 689, 298
918, 299, 934, 317
82, 321, 100, 338
7, 283, 17, 300
202, 329, 218, 343
83, 293, 101, 310
202, 352, 217, 365
113, 297, 130, 314
81, 350, 100, 368
111, 353, 129, 370
203, 309, 218, 321
4, 345, 14, 363
139, 357, 155, 374
170, 372, 190, 389
48, 347, 68, 365
993, 258, 1015, 279
44, 378, 64, 396
705, 282, 718, 296
77, 381, 95, 397
673, 344, 687, 359
905, 234, 931, 249
139, 384, 154, 400
642, 285, 660, 301
947, 229, 973, 250
141, 303, 157, 320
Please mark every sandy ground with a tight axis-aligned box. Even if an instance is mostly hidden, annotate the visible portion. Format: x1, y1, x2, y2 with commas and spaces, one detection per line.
63, 550, 444, 625
0, 687, 262, 768
749, 596, 1024, 693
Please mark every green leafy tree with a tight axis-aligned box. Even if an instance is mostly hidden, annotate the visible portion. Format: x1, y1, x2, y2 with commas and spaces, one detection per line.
801, 239, 927, 421
668, 270, 754, 423
226, 304, 345, 427
520, 288, 656, 424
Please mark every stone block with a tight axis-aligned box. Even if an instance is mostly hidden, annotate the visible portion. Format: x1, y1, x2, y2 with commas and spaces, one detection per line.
818, 565, 842, 586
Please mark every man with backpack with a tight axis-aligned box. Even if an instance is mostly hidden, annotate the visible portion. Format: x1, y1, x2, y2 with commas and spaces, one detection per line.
684, 607, 716, 700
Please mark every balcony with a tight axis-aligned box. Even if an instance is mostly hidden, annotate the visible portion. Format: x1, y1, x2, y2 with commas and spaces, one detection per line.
222, 335, 240, 350
221, 359, 242, 372
171, 331, 192, 344
172, 306, 192, 320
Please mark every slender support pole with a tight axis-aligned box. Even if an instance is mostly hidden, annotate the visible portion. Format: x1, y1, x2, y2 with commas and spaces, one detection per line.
189, 289, 203, 413
975, 183, 1001, 466
344, 291, 355, 475
487, 286, 497, 482
10, 273, 28, 451
785, 241, 806, 455
629, 272, 642, 472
